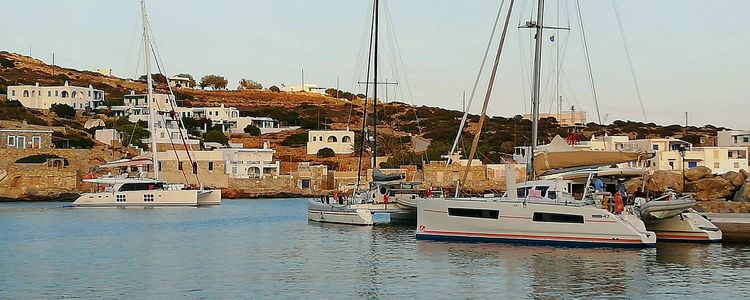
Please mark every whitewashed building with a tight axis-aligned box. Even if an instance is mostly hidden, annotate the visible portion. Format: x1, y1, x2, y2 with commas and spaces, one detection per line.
7, 81, 105, 109
307, 130, 354, 155
718, 130, 750, 147
168, 76, 194, 89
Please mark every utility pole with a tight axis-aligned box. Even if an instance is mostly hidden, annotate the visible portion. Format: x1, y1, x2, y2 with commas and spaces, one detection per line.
301, 68, 304, 92
336, 76, 340, 99
462, 91, 466, 114
685, 112, 688, 127
52, 53, 55, 77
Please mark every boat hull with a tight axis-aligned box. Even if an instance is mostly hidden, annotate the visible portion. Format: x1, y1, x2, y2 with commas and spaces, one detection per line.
645, 212, 722, 243
307, 199, 373, 226
417, 198, 656, 248
73, 190, 200, 207
197, 189, 222, 206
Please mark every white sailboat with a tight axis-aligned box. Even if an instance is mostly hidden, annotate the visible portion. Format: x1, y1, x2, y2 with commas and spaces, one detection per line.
73, 0, 221, 207
416, 0, 656, 247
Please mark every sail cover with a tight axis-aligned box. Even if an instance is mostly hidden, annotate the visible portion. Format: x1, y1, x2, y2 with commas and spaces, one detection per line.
372, 168, 406, 182
533, 136, 648, 175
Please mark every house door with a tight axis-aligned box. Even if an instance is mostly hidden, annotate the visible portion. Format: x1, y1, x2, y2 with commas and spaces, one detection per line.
31, 136, 41, 149
16, 136, 25, 149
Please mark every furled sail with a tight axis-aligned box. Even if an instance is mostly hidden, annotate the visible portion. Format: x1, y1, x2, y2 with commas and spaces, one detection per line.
533, 136, 648, 175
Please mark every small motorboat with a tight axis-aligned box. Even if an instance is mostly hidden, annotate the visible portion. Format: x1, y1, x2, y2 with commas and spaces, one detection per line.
635, 194, 697, 220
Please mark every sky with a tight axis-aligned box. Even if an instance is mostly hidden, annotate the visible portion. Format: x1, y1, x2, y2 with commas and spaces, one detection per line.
3, 0, 748, 129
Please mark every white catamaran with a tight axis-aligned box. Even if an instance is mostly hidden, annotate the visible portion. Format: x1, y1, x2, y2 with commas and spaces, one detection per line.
73, 0, 221, 207
416, 0, 656, 247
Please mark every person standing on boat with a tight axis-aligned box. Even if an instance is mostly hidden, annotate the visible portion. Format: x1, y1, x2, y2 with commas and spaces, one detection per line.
616, 179, 628, 204
592, 176, 605, 208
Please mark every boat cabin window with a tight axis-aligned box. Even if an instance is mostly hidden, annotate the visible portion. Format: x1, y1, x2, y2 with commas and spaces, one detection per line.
448, 208, 499, 219
534, 186, 549, 197
517, 187, 531, 198
532, 212, 584, 224
119, 182, 164, 192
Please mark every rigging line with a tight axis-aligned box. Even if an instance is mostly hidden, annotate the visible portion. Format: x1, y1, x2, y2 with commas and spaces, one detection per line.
517, 29, 530, 116
355, 0, 377, 194
574, 0, 602, 124
385, 1, 421, 135
348, 0, 375, 129
148, 33, 201, 187
148, 40, 193, 186
461, 0, 515, 186
446, 0, 506, 169
612, 0, 648, 122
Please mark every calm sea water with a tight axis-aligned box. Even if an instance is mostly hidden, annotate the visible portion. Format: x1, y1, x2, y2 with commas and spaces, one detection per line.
1, 199, 749, 299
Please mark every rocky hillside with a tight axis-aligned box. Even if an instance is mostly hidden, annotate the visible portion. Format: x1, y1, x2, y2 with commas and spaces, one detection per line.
0, 51, 729, 167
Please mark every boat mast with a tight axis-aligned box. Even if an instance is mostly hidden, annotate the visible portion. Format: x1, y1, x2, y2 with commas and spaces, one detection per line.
372, 0, 379, 170
529, 0, 545, 180
142, 0, 159, 179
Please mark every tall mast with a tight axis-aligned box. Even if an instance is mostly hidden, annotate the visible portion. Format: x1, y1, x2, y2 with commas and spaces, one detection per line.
142, 0, 159, 179
372, 0, 379, 169
529, 0, 545, 180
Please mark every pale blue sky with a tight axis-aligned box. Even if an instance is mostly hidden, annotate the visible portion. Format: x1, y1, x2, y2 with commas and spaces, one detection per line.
3, 1, 748, 129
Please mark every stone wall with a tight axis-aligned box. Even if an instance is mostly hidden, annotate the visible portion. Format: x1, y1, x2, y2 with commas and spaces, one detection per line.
0, 147, 127, 199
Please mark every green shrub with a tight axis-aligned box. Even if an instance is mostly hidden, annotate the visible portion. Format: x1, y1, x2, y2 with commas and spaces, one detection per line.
51, 103, 76, 119
281, 133, 307, 147
244, 124, 261, 136
0, 57, 14, 68
317, 147, 336, 158
202, 130, 228, 145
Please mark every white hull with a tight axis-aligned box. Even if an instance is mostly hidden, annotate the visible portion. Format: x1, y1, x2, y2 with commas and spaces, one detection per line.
307, 199, 373, 225
197, 189, 222, 206
73, 189, 213, 207
645, 211, 722, 242
417, 198, 656, 247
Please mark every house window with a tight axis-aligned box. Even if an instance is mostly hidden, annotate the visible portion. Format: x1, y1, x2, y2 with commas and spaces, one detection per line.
48, 91, 51, 97
688, 161, 698, 168
729, 152, 733, 158
7, 136, 15, 147
16, 136, 25, 148
342, 136, 351, 143
55, 91, 59, 96
652, 144, 659, 151
158, 162, 162, 171
61, 91, 68, 98
208, 162, 214, 171
11, 90, 15, 96
192, 162, 198, 174
714, 162, 720, 169
744, 137, 750, 143
328, 136, 338, 143
23, 90, 29, 97
178, 162, 183, 170
668, 161, 674, 169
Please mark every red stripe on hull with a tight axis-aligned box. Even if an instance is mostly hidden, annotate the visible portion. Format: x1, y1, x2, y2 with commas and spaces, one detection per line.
422, 230, 644, 243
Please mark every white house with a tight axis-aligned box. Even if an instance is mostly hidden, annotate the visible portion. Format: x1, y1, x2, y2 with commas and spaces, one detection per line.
307, 130, 354, 155
220, 142, 280, 178
7, 81, 105, 110
282, 83, 326, 94
718, 130, 750, 147
168, 76, 194, 89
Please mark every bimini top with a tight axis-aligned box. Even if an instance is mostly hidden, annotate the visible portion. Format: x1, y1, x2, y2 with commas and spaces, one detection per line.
98, 156, 152, 169
533, 136, 650, 176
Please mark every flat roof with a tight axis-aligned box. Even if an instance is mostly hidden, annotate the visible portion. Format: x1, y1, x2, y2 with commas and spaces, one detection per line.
0, 129, 53, 133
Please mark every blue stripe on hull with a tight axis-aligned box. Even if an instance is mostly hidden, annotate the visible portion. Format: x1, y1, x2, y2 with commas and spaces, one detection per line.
416, 234, 655, 249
